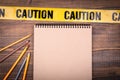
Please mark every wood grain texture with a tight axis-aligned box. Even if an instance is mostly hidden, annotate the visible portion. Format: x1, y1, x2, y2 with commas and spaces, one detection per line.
0, 22, 33, 80
92, 24, 120, 80
0, 0, 120, 80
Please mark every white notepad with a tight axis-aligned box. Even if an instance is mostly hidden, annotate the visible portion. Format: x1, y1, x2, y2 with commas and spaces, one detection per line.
34, 24, 92, 80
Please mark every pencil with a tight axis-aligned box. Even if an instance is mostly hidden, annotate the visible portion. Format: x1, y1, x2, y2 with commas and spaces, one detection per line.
15, 58, 27, 80
22, 53, 31, 80
0, 34, 32, 52
0, 40, 30, 63
3, 44, 30, 80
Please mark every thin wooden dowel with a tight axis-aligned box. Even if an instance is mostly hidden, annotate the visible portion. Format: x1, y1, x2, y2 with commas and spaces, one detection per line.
0, 40, 30, 63
3, 44, 30, 80
0, 34, 32, 52
93, 48, 120, 52
22, 53, 31, 80
15, 58, 27, 80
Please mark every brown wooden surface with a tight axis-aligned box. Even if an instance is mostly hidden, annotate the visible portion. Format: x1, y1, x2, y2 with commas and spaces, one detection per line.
0, 22, 33, 80
0, 0, 120, 80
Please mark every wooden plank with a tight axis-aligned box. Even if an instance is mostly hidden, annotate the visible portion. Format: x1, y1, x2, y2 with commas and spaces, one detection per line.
0, 0, 120, 9
0, 22, 33, 80
0, 0, 120, 80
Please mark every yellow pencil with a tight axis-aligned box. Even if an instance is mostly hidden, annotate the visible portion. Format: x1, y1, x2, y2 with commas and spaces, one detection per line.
3, 44, 30, 80
22, 53, 31, 80
0, 34, 32, 52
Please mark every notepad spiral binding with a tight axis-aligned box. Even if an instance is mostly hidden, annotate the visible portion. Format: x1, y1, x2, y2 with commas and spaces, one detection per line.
34, 24, 91, 28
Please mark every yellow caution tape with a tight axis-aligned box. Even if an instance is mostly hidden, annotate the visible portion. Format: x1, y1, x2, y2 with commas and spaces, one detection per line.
0, 6, 120, 23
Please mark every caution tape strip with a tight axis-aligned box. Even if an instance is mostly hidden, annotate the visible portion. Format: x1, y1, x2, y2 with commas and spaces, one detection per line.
0, 6, 120, 23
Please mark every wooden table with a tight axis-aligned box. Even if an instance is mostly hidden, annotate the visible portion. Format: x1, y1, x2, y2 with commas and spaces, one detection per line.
0, 0, 120, 80
0, 21, 33, 80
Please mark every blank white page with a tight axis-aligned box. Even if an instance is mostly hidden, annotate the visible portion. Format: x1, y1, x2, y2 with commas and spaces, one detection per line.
34, 24, 92, 80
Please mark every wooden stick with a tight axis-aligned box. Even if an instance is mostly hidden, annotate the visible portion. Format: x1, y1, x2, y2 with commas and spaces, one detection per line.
0, 40, 30, 63
0, 34, 32, 52
15, 58, 27, 80
22, 53, 31, 80
3, 44, 30, 80
93, 48, 120, 52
